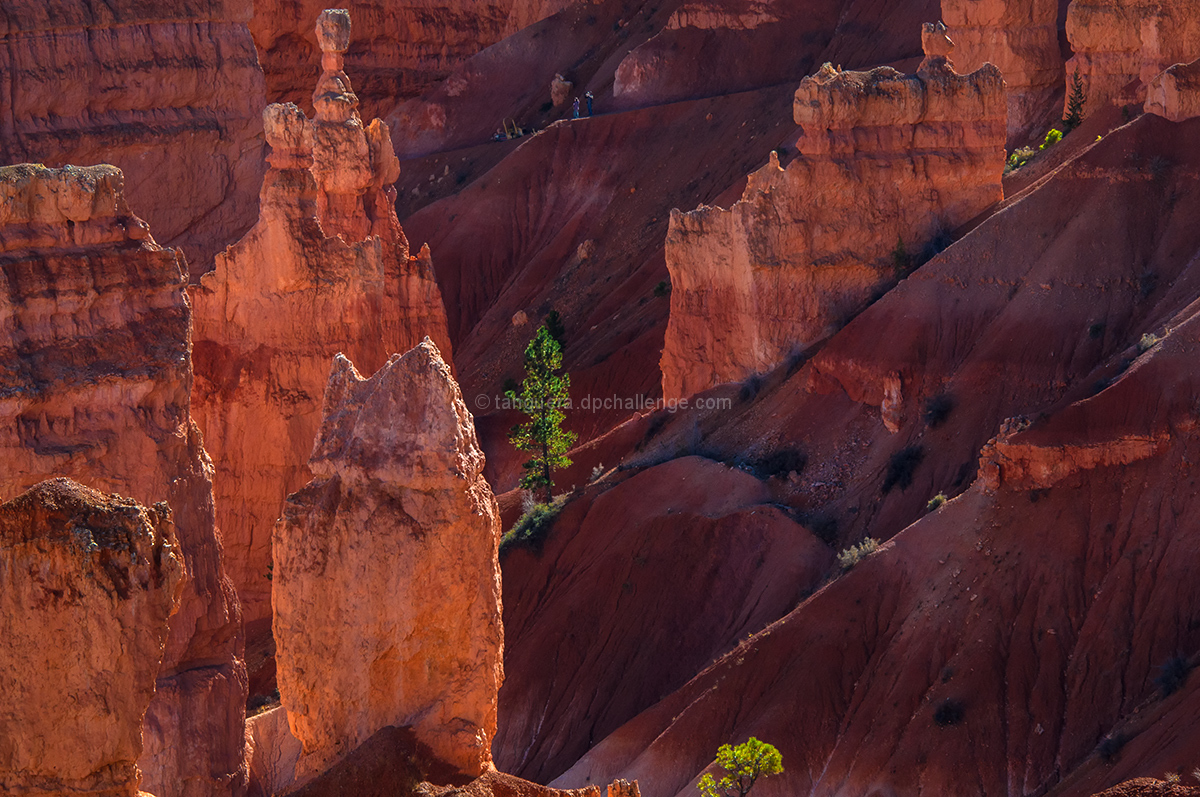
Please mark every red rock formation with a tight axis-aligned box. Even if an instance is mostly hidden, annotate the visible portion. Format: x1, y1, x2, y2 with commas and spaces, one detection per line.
0, 479, 184, 797
1145, 58, 1200, 122
0, 0, 267, 269
607, 0, 941, 111
247, 706, 302, 797
941, 0, 1063, 142
491, 110, 1200, 797
1066, 0, 1200, 112
660, 35, 1006, 400
191, 9, 453, 626
249, 0, 573, 122
273, 341, 501, 780
1091, 780, 1200, 797
0, 164, 247, 797
495, 456, 832, 782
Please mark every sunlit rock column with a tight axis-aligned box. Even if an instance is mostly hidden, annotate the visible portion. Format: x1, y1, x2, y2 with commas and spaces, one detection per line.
273, 340, 502, 781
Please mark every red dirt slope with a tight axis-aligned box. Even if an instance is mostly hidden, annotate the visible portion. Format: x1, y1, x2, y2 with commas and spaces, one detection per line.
392, 0, 945, 490
496, 456, 831, 781
499, 115, 1200, 795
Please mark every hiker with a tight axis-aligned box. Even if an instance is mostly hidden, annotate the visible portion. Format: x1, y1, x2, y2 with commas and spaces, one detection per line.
585, 91, 594, 116
572, 97, 580, 119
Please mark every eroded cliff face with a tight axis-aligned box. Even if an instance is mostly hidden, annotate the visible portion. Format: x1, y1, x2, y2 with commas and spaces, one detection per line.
273, 340, 502, 780
1145, 57, 1200, 122
941, 0, 1063, 142
1066, 0, 1200, 111
526, 108, 1200, 797
191, 9, 453, 626
250, 0, 574, 121
0, 479, 184, 797
0, 164, 247, 797
660, 30, 1006, 400
0, 0, 267, 269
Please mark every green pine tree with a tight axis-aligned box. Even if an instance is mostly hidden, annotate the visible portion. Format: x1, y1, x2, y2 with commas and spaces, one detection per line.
697, 738, 784, 797
1063, 69, 1086, 132
508, 326, 576, 502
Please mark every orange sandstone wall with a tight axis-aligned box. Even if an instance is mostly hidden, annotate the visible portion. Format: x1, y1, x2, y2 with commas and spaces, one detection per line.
1065, 0, 1200, 112
0, 0, 267, 270
660, 29, 1006, 400
191, 10, 453, 627
0, 164, 248, 797
250, 0, 577, 121
942, 0, 1063, 142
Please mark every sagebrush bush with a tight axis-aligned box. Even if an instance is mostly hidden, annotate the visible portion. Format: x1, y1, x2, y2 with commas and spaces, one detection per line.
739, 374, 764, 402
753, 448, 807, 479
923, 394, 955, 428
933, 698, 965, 727
1155, 654, 1192, 697
500, 493, 569, 556
1138, 332, 1161, 353
837, 538, 880, 570
883, 445, 925, 494
926, 493, 947, 513
1097, 732, 1128, 763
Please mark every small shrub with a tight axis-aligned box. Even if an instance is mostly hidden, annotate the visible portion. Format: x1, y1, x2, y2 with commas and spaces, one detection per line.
1097, 732, 1128, 763
641, 411, 669, 446
247, 688, 281, 717
805, 513, 839, 546
590, 463, 605, 482
500, 494, 568, 556
1138, 332, 1161, 353
1149, 155, 1171, 179
923, 393, 955, 428
1139, 271, 1159, 299
837, 538, 880, 570
653, 280, 671, 297
753, 448, 807, 479
1039, 128, 1063, 151
882, 445, 925, 494
544, 309, 566, 344
739, 374, 764, 402
933, 698, 965, 727
1005, 147, 1037, 173
926, 493, 947, 513
1155, 654, 1192, 697
1165, 773, 1181, 785
920, 227, 955, 263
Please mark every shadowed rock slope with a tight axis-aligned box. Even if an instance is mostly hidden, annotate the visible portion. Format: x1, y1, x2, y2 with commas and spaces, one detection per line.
498, 111, 1200, 796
